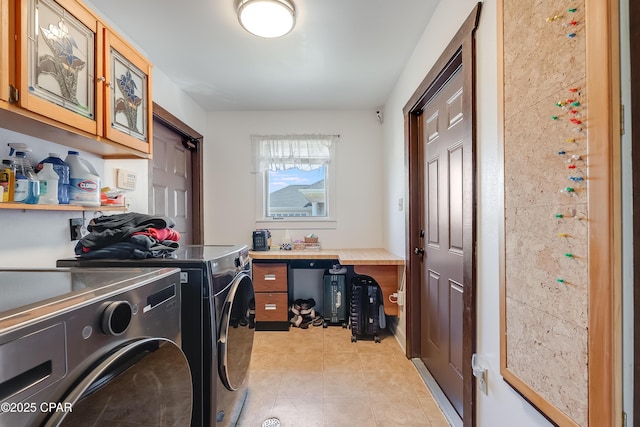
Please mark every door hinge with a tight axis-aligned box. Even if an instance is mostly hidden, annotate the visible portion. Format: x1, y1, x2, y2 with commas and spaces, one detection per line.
9, 85, 18, 103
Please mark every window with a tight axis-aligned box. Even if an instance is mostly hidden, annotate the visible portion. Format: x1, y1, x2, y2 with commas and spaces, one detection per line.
252, 134, 338, 228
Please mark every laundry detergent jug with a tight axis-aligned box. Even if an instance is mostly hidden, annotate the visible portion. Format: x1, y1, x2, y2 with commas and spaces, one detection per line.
65, 151, 100, 206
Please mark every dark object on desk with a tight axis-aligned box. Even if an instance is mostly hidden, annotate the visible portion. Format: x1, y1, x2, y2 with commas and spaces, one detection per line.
322, 270, 348, 328
350, 275, 384, 343
252, 230, 270, 251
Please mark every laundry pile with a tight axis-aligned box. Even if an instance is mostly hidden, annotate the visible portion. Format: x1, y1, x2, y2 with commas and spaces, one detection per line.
289, 298, 323, 328
74, 212, 181, 259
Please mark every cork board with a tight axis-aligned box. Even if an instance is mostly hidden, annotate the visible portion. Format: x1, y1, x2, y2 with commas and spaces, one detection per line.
502, 1, 588, 425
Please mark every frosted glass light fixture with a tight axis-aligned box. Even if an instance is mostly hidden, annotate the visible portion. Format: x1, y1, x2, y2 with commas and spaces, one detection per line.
237, 0, 296, 38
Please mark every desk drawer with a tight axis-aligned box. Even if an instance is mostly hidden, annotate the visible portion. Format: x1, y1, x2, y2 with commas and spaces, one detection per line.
255, 293, 289, 322
253, 263, 288, 292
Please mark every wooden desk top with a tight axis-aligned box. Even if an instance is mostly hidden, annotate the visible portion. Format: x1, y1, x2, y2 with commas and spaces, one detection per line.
249, 248, 405, 265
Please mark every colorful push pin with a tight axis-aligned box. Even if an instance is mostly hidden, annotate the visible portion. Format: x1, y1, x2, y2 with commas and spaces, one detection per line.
571, 101, 581, 107
568, 164, 577, 169
574, 127, 583, 132
551, 115, 559, 120
569, 176, 584, 182
556, 278, 566, 283
566, 137, 576, 143
565, 187, 575, 192
568, 8, 577, 13
572, 154, 582, 160
569, 109, 579, 115
558, 233, 569, 238
569, 88, 579, 93
565, 253, 574, 258
567, 32, 576, 38
569, 20, 578, 26
570, 118, 582, 124
555, 213, 564, 218
557, 150, 566, 155
555, 101, 564, 107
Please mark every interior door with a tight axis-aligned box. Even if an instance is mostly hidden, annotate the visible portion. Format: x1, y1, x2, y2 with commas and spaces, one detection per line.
151, 119, 193, 244
419, 66, 465, 418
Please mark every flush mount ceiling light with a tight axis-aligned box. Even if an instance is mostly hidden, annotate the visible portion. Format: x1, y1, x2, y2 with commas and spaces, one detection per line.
237, 0, 296, 38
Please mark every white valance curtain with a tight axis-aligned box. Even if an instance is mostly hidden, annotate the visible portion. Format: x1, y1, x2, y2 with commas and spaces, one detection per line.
251, 134, 338, 173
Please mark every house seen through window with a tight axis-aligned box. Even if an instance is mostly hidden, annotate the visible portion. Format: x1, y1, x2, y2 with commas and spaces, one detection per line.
267, 166, 326, 217
252, 134, 338, 222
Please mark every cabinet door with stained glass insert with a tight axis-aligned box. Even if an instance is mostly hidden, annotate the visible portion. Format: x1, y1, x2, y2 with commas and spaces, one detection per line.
1, 0, 9, 102
104, 28, 152, 154
20, 0, 97, 134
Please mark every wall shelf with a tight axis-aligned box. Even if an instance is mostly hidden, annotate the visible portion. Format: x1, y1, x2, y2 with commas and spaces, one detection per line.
0, 203, 125, 212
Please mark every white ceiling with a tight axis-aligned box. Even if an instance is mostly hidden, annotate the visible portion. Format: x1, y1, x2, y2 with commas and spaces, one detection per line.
85, 0, 440, 111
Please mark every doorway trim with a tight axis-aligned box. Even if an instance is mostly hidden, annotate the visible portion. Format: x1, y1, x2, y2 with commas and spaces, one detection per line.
630, 0, 639, 420
152, 102, 204, 244
403, 4, 480, 427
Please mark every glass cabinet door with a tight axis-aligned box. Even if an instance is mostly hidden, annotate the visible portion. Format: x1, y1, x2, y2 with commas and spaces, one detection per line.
0, 0, 9, 102
103, 28, 151, 154
19, 0, 98, 134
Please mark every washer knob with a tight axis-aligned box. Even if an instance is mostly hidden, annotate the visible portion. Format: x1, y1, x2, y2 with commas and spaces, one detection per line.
102, 301, 133, 336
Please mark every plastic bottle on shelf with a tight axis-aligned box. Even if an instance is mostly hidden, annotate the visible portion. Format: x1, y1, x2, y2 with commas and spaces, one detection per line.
37, 162, 60, 205
13, 151, 39, 204
0, 160, 15, 202
37, 153, 70, 204
65, 151, 100, 207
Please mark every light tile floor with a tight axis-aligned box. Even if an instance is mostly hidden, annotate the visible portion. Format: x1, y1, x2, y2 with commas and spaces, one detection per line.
236, 326, 450, 427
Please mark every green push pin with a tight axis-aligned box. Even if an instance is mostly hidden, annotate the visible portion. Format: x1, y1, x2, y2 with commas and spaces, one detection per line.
565, 253, 574, 258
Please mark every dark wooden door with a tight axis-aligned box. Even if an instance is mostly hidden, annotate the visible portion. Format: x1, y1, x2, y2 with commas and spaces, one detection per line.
150, 119, 193, 245
419, 66, 465, 417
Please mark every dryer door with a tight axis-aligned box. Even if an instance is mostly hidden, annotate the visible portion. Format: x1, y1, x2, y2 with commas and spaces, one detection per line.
44, 338, 192, 426
218, 273, 255, 390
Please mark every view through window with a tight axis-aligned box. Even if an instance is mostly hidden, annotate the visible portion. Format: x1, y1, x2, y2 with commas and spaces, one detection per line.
267, 166, 327, 217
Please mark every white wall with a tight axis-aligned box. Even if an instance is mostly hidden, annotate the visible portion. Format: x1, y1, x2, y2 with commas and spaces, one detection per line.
0, 67, 206, 268
620, 0, 634, 423
204, 110, 384, 249
382, 0, 554, 425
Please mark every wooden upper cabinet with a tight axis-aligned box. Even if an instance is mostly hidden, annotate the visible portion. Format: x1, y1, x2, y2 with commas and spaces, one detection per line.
0, 0, 9, 102
102, 27, 152, 154
17, 0, 99, 135
11, 0, 152, 156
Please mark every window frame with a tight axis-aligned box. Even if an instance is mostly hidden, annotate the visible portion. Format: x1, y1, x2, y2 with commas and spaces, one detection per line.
254, 139, 337, 230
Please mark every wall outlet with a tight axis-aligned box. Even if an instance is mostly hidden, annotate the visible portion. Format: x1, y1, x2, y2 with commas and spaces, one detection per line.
69, 218, 83, 241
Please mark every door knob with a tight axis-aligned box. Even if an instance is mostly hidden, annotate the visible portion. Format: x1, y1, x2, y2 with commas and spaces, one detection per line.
414, 247, 424, 256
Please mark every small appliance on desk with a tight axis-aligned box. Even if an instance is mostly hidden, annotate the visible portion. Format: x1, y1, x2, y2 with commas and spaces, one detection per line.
252, 229, 270, 251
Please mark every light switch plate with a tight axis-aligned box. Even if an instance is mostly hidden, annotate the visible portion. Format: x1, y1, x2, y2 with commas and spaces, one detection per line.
116, 168, 137, 190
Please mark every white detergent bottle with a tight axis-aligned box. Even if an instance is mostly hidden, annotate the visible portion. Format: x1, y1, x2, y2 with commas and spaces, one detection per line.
65, 151, 101, 206
37, 162, 59, 205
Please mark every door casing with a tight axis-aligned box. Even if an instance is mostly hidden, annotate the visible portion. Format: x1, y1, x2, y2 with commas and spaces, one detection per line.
152, 102, 204, 244
403, 5, 480, 427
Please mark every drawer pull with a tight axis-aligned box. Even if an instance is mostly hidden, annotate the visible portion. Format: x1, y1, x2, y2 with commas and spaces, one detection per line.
264, 304, 277, 310
264, 274, 277, 281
